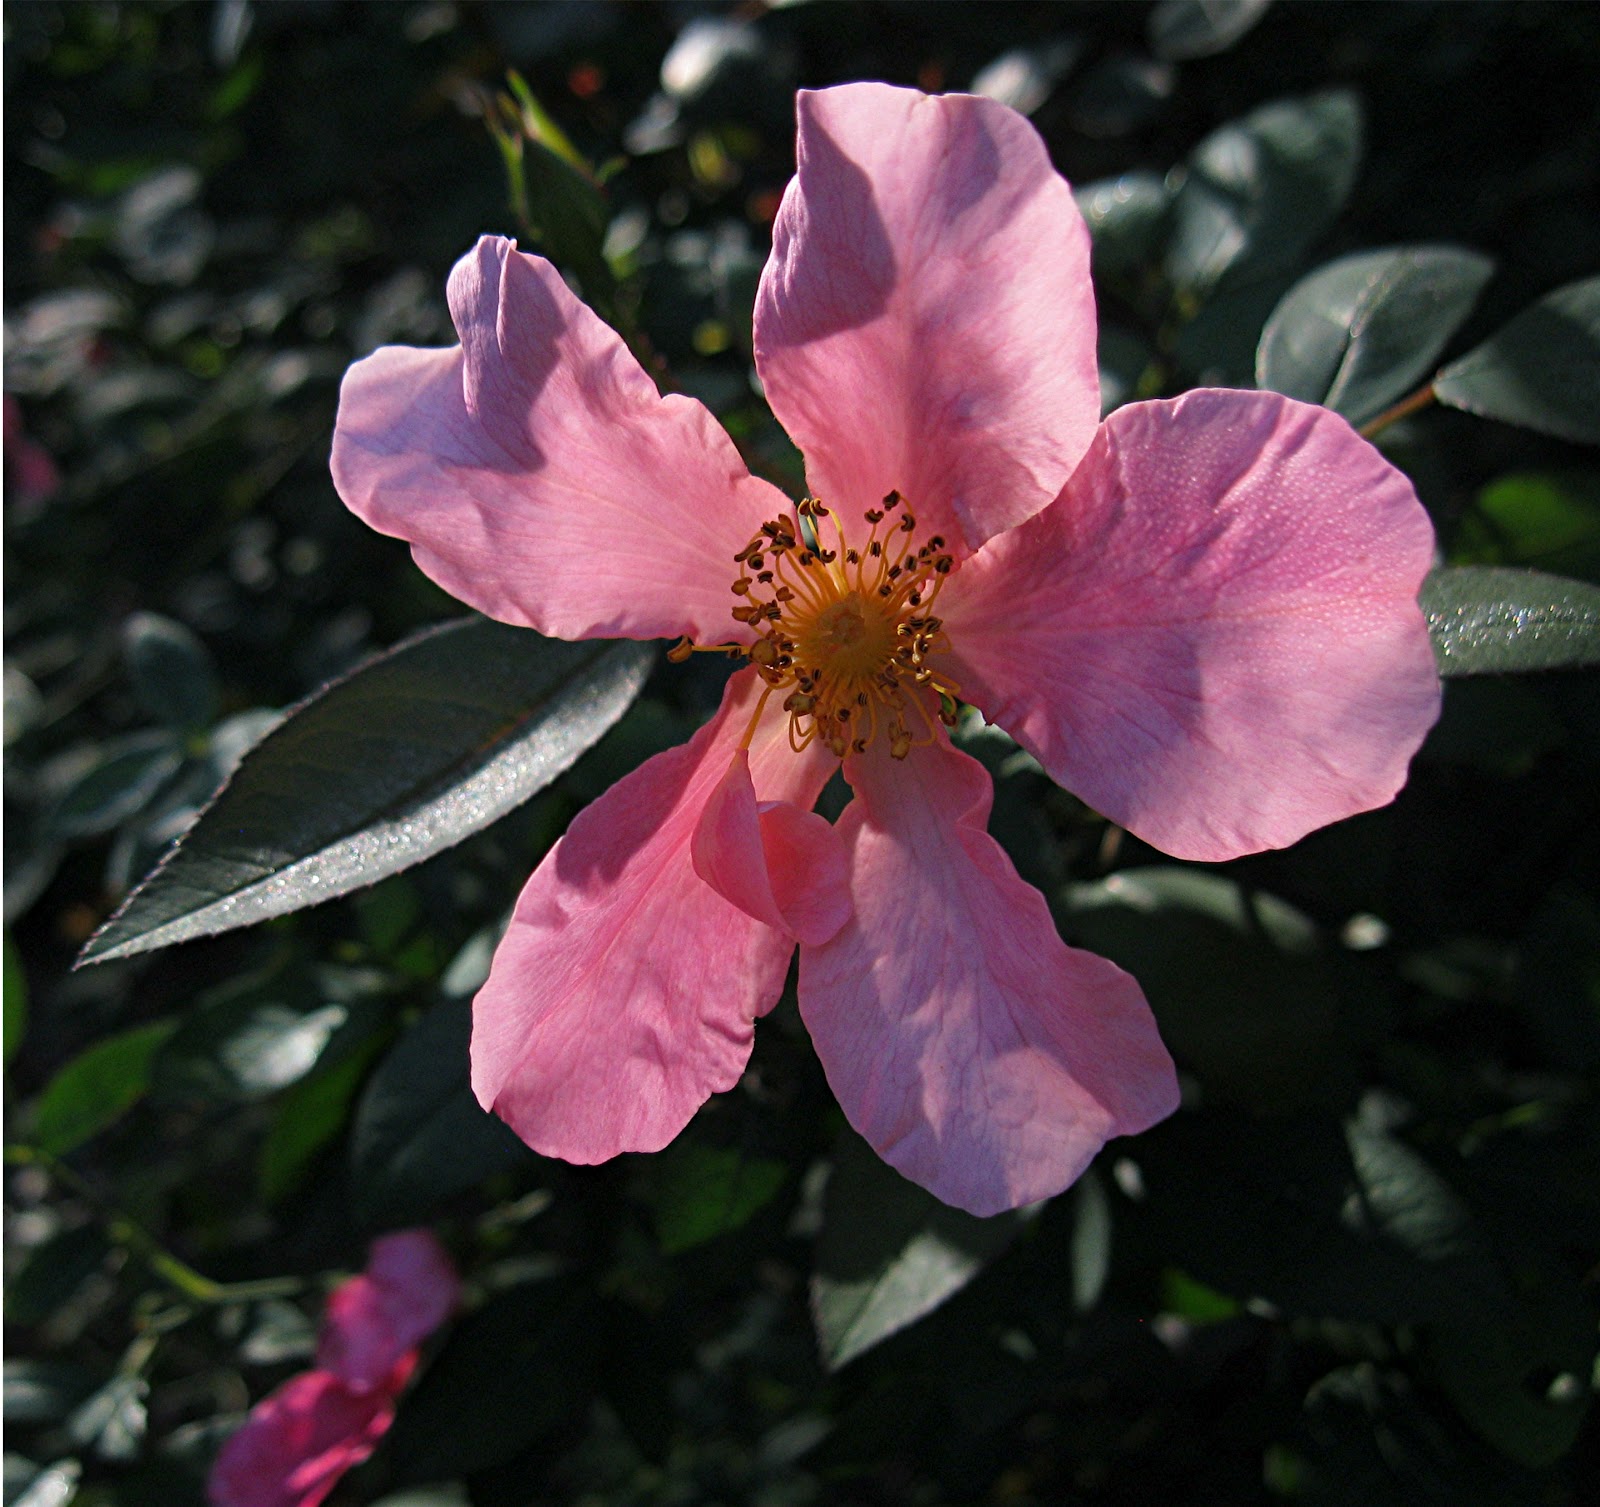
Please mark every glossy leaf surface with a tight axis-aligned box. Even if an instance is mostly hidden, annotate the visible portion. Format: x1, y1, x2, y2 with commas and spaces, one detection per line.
77, 619, 653, 964
1434, 276, 1600, 443
1257, 245, 1493, 423
1421, 566, 1600, 674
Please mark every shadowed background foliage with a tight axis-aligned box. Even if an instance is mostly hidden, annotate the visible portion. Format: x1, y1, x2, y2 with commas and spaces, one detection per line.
6, 3, 1599, 1505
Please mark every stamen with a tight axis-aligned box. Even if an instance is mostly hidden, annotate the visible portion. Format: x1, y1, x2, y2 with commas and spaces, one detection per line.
692, 493, 963, 760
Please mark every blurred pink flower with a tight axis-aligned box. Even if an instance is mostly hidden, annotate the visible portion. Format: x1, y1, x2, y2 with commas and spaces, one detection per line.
208, 1230, 457, 1507
4, 395, 61, 503
331, 83, 1440, 1215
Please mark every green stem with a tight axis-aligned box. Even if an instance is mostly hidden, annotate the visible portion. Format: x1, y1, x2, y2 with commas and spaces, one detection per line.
7, 1144, 304, 1306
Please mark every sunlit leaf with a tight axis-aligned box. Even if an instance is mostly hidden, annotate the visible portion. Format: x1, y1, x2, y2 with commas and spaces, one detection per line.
1148, 0, 1273, 60
812, 1131, 1023, 1371
3, 1362, 99, 1427
77, 618, 653, 965
8, 1457, 81, 1507
65, 1375, 147, 1462
151, 972, 377, 1106
1421, 566, 1600, 674
1257, 245, 1493, 424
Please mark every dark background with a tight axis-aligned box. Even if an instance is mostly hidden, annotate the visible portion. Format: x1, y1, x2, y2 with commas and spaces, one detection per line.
6, 4, 1599, 1505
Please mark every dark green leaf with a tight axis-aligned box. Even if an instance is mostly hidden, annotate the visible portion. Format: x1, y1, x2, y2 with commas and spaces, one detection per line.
1147, 0, 1272, 60
1175, 270, 1295, 385
151, 979, 372, 1106
1513, 889, 1600, 1070
1097, 325, 1155, 415
811, 1131, 1023, 1371
4, 1227, 112, 1326
1454, 472, 1600, 580
500, 77, 616, 317
1422, 677, 1567, 775
1421, 566, 1600, 674
31, 1021, 175, 1155
1074, 172, 1171, 279
237, 1299, 316, 1366
386, 1280, 592, 1483
1302, 1365, 1537, 1507
1434, 276, 1600, 443
4, 934, 26, 1068
640, 1141, 787, 1254
1257, 246, 1494, 423
46, 731, 184, 842
3, 1362, 99, 1427
1134, 1111, 1507, 1326
1167, 91, 1362, 296
370, 1491, 471, 1507
350, 999, 530, 1230
121, 612, 218, 733
77, 619, 653, 965
258, 1029, 388, 1204
1430, 1291, 1596, 1468
1064, 868, 1353, 1114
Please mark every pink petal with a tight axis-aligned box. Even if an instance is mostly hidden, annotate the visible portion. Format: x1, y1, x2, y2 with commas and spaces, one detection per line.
691, 748, 850, 946
941, 390, 1442, 862
754, 84, 1100, 558
800, 737, 1178, 1217
332, 236, 789, 642
471, 669, 836, 1161
206, 1369, 400, 1507
317, 1230, 458, 1393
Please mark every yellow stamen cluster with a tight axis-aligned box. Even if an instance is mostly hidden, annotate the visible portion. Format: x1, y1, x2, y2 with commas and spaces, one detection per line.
677, 491, 961, 760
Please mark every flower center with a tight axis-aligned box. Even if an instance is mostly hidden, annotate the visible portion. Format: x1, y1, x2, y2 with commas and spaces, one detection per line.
700, 492, 962, 759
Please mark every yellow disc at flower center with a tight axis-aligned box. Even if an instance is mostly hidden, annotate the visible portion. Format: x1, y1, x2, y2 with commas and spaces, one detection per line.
723, 492, 963, 760
795, 591, 899, 681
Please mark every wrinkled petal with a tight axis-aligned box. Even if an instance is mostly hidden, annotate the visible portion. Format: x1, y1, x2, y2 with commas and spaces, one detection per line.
332, 235, 789, 642
472, 670, 836, 1160
317, 1230, 458, 1393
754, 84, 1099, 558
692, 748, 850, 946
206, 1368, 402, 1507
799, 737, 1178, 1217
941, 391, 1442, 862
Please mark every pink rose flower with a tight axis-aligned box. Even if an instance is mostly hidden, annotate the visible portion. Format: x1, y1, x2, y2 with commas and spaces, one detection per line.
208, 1231, 457, 1507
330, 84, 1440, 1216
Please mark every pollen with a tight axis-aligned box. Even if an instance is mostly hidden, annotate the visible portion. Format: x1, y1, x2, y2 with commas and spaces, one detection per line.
721, 491, 963, 760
